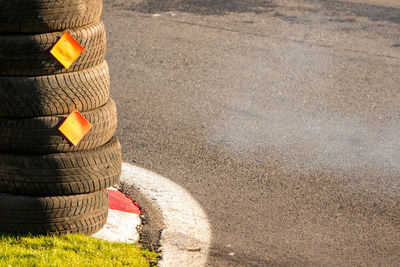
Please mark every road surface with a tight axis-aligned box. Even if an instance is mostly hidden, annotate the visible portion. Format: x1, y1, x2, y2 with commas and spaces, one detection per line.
103, 0, 400, 265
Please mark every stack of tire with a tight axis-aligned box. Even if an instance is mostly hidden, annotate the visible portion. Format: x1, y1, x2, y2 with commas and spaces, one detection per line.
0, 0, 121, 235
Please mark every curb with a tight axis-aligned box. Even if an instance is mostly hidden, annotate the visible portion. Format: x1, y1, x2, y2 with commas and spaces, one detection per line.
119, 162, 211, 267
92, 188, 141, 243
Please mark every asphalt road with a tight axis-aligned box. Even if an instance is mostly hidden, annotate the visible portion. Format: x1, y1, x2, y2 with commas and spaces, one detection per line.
102, 0, 400, 265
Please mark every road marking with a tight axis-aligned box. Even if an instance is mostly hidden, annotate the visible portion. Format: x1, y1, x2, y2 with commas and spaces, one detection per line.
121, 162, 211, 267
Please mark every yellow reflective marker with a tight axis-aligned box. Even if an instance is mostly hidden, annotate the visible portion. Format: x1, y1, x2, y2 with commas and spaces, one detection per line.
58, 110, 92, 146
50, 32, 84, 69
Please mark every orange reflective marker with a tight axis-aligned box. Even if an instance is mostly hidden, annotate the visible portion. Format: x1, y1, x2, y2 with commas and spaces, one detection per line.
50, 32, 84, 69
58, 110, 92, 146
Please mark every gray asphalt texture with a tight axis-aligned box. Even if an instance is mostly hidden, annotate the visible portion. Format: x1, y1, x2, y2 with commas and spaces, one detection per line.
102, 0, 400, 265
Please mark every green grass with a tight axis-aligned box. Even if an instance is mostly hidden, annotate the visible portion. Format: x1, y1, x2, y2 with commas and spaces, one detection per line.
0, 233, 159, 267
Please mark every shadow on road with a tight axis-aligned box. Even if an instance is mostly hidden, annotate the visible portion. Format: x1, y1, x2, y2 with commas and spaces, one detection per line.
309, 0, 400, 25
105, 0, 276, 15
106, 0, 400, 23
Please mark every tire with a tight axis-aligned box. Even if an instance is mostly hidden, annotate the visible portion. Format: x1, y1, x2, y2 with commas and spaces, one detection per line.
0, 22, 106, 76
0, 61, 110, 117
0, 190, 108, 235
0, 0, 103, 33
0, 136, 122, 196
0, 99, 117, 153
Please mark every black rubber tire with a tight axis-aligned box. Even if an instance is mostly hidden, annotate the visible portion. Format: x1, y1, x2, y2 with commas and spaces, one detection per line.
0, 61, 110, 117
0, 190, 108, 235
0, 22, 106, 76
0, 0, 103, 33
0, 136, 122, 196
0, 99, 117, 154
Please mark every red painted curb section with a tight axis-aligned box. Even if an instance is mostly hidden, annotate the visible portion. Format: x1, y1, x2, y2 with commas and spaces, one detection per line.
108, 188, 141, 215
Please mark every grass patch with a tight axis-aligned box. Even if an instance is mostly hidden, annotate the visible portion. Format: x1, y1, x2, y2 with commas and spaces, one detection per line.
0, 233, 158, 267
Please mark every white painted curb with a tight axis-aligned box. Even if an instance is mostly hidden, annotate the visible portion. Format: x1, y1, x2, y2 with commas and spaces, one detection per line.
121, 162, 211, 267
92, 208, 140, 243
